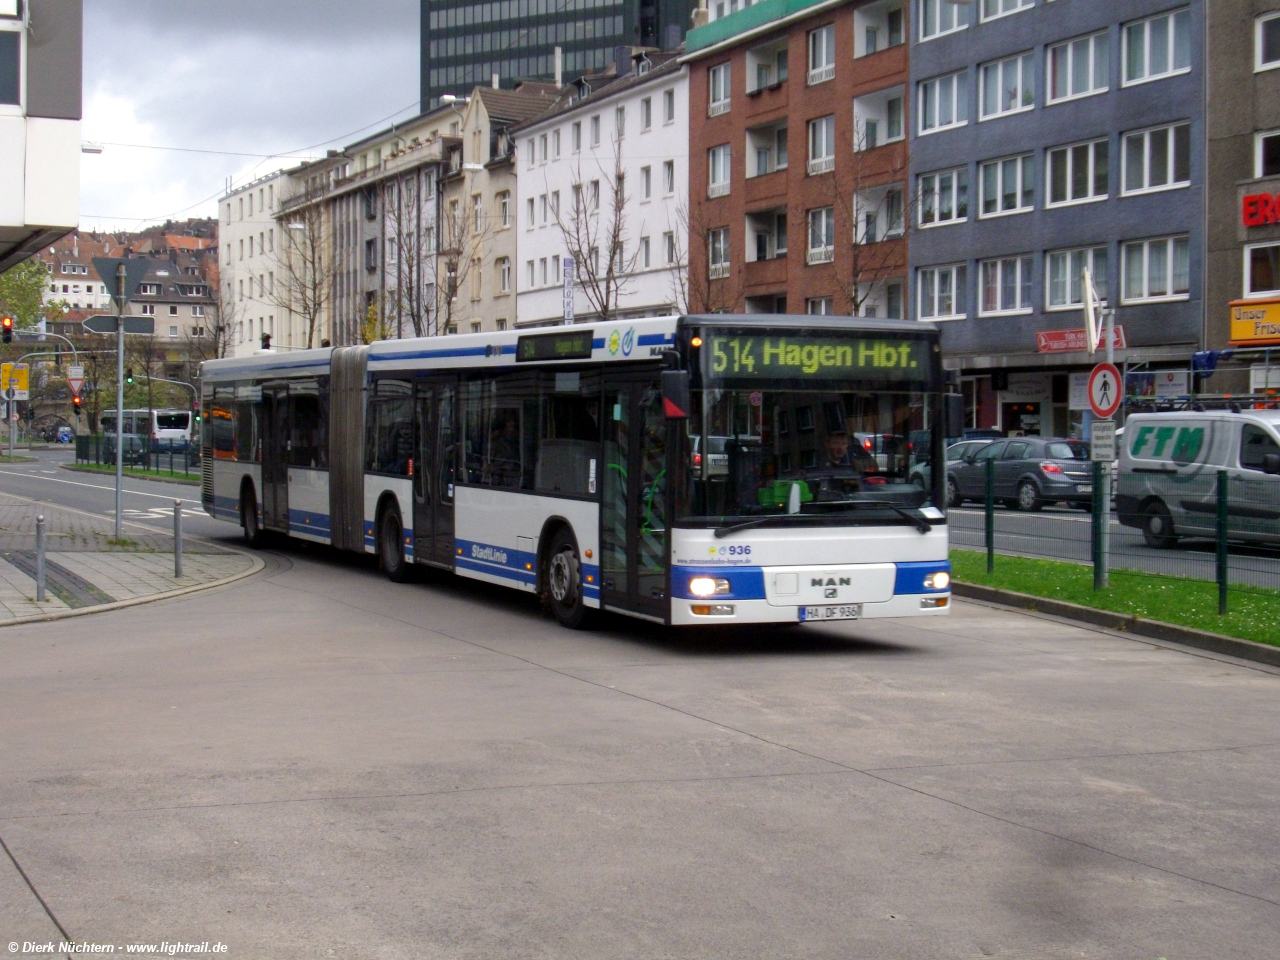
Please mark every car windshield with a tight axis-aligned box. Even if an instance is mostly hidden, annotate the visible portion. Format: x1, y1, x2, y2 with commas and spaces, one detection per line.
678, 385, 937, 524
1045, 441, 1089, 459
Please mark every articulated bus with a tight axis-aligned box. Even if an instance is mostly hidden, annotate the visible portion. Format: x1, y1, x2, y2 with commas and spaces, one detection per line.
201, 315, 955, 628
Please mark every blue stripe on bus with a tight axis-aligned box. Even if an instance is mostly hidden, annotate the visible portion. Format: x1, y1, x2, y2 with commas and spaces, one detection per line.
454, 538, 537, 580
373, 346, 495, 362
205, 357, 331, 377
671, 566, 767, 600
893, 561, 951, 594
288, 508, 332, 536
637, 333, 674, 346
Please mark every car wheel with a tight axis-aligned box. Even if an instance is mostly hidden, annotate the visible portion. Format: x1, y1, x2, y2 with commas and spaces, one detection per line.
546, 528, 590, 629
379, 503, 411, 582
1142, 501, 1178, 549
1017, 480, 1043, 512
241, 486, 264, 547
946, 476, 961, 508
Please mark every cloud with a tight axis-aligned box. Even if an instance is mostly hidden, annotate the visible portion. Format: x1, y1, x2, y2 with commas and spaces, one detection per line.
80, 0, 420, 232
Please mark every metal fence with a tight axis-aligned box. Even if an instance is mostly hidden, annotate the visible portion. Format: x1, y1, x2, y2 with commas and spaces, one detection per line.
74, 435, 200, 477
949, 459, 1280, 614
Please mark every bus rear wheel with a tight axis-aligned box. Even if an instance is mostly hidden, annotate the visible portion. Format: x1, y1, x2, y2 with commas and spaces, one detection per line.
241, 486, 264, 547
379, 504, 411, 582
546, 529, 589, 629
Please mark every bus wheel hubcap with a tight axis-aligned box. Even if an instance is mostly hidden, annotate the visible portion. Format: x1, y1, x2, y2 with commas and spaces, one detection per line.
550, 551, 575, 602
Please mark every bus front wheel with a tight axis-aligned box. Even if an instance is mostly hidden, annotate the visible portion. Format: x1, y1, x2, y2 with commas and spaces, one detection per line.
546, 529, 589, 629
241, 486, 264, 547
379, 504, 411, 582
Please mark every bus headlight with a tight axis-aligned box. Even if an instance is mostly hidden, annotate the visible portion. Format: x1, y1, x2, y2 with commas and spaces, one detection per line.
923, 571, 950, 590
689, 576, 730, 597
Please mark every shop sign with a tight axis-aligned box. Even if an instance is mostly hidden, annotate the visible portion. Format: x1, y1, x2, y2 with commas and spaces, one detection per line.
1127, 370, 1189, 398
1242, 192, 1280, 227
1069, 371, 1090, 410
1036, 326, 1128, 354
1001, 372, 1052, 403
1229, 298, 1280, 345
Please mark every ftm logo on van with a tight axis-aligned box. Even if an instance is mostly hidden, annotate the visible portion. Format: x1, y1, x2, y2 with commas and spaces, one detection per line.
1130, 424, 1205, 463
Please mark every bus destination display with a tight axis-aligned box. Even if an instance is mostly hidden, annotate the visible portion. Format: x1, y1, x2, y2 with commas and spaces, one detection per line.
515, 330, 594, 363
705, 333, 927, 380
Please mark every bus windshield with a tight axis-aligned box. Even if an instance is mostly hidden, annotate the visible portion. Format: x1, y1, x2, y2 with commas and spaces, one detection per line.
681, 385, 934, 524
156, 412, 190, 431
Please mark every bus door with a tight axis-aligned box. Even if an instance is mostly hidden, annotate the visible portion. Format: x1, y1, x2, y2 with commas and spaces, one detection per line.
600, 373, 669, 620
260, 384, 289, 532
414, 378, 456, 567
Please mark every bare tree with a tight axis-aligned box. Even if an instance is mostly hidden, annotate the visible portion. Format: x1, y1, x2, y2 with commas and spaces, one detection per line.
669, 197, 745, 315
274, 186, 334, 348
435, 190, 490, 334
822, 130, 912, 318
381, 170, 438, 338
553, 144, 642, 323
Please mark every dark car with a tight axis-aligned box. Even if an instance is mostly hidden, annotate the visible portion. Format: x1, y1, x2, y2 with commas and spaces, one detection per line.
909, 438, 994, 490
949, 436, 1093, 510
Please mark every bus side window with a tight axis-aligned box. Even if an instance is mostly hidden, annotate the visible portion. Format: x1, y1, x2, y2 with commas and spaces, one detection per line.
234, 383, 260, 462
537, 388, 600, 496
289, 379, 329, 470
366, 379, 413, 476
212, 386, 236, 459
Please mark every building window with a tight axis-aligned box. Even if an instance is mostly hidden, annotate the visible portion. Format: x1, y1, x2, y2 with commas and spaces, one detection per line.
641, 236, 651, 268
572, 121, 581, 151
140, 304, 156, 316
527, 260, 535, 287
886, 281, 903, 319
919, 71, 968, 134
1049, 32, 1110, 102
806, 297, 833, 315
527, 138, 536, 168
539, 134, 548, 163
709, 63, 731, 115
552, 129, 560, 158
664, 231, 676, 264
807, 207, 835, 264
496, 318, 507, 331
664, 88, 676, 123
526, 197, 535, 228
1124, 8, 1191, 85
980, 0, 1031, 22
498, 191, 511, 227
169, 325, 179, 338
615, 105, 626, 139
920, 0, 966, 42
663, 160, 675, 195
641, 165, 652, 199
539, 258, 548, 286
591, 114, 601, 146
708, 144, 731, 197
808, 25, 835, 84
979, 255, 1033, 316
1246, 242, 1280, 297
540, 194, 548, 225
192, 305, 204, 317
473, 194, 483, 232
1047, 246, 1108, 309
1122, 236, 1190, 302
1122, 122, 1191, 194
918, 264, 967, 319
552, 256, 561, 283
980, 52, 1034, 119
169, 305, 179, 316
1259, 13, 1280, 71
1048, 138, 1109, 206
807, 116, 836, 175
590, 179, 600, 210
708, 227, 730, 278
979, 154, 1034, 217
1256, 130, 1280, 177
919, 168, 969, 226
497, 257, 511, 293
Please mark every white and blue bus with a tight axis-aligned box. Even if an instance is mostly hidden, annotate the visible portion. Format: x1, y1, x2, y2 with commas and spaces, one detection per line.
201, 315, 956, 628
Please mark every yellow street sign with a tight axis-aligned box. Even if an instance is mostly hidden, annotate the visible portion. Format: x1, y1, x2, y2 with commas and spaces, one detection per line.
1230, 298, 1280, 345
0, 362, 29, 400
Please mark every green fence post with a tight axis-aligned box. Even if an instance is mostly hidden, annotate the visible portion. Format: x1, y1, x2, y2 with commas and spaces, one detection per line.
1092, 459, 1105, 590
1217, 468, 1229, 615
985, 457, 995, 573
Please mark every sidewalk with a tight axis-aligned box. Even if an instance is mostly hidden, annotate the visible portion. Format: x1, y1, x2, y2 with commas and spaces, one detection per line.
0, 492, 259, 623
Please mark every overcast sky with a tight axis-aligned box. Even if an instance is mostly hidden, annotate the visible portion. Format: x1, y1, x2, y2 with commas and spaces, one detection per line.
80, 0, 420, 233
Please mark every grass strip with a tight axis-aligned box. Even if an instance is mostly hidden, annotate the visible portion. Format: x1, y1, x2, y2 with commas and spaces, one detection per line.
66, 462, 199, 484
951, 550, 1280, 648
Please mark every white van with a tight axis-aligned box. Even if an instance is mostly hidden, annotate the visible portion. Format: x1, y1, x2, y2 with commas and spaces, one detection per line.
1116, 411, 1280, 547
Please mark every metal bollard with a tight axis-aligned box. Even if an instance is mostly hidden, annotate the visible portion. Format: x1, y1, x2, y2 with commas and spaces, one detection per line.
984, 456, 995, 573
35, 514, 46, 602
174, 499, 183, 578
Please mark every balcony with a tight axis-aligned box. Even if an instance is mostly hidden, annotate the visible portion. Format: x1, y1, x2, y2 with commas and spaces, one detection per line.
807, 156, 834, 177
807, 64, 835, 86
806, 246, 834, 265
708, 182, 730, 199
709, 262, 731, 279
709, 99, 730, 118
744, 255, 788, 290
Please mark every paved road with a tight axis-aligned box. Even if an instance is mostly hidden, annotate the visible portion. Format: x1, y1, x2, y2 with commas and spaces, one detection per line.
1, 524, 1279, 956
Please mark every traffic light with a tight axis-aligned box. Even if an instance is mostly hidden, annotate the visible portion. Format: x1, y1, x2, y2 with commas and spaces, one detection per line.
72, 395, 82, 413
125, 368, 134, 385
1, 316, 12, 343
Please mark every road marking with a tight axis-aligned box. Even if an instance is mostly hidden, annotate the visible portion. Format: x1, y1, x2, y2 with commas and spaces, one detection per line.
0, 469, 191, 502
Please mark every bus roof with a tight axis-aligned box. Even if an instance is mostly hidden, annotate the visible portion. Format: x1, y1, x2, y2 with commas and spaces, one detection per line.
201, 315, 940, 382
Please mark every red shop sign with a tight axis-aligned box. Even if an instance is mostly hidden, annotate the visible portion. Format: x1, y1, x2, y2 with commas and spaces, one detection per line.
1036, 326, 1128, 354
1243, 192, 1280, 227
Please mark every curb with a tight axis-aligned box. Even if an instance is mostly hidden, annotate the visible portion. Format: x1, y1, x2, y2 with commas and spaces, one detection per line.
953, 581, 1280, 668
60, 463, 202, 487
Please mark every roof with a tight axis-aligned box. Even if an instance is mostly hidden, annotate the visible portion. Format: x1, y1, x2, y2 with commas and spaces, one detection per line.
473, 85, 562, 125
165, 235, 214, 252
509, 55, 684, 133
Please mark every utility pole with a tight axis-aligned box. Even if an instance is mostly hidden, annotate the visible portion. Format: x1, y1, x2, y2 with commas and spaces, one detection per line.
114, 263, 126, 540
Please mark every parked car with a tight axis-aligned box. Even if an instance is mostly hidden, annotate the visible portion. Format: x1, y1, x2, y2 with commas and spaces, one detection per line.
909, 438, 995, 491
853, 432, 906, 470
1116, 410, 1280, 548
963, 428, 1005, 441
55, 426, 73, 443
949, 436, 1093, 510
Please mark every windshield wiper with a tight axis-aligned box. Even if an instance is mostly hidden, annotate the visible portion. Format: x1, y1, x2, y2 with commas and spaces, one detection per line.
713, 502, 932, 538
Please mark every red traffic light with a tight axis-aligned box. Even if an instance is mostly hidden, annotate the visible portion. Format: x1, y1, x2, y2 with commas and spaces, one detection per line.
72, 395, 82, 408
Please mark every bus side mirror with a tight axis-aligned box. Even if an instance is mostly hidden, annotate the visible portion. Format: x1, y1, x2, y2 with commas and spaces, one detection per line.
1264, 453, 1280, 475
945, 394, 965, 438
661, 370, 690, 419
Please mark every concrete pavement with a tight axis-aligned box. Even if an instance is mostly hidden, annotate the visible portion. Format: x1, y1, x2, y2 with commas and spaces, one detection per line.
0, 491, 257, 623
1, 543, 1278, 959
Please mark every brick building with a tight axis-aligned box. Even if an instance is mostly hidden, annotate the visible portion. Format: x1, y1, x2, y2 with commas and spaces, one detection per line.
683, 0, 908, 318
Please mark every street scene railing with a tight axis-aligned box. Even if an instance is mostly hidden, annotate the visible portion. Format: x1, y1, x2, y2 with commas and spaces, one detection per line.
949, 459, 1280, 616
74, 434, 200, 478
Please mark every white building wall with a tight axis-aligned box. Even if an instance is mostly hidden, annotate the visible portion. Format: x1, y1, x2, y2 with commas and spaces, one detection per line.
515, 64, 689, 327
220, 171, 292, 357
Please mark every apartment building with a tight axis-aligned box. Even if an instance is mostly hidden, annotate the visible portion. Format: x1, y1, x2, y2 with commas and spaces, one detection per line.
511, 49, 689, 327
220, 171, 291, 356
909, 0, 1208, 436
0, 0, 81, 272
683, 0, 909, 317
